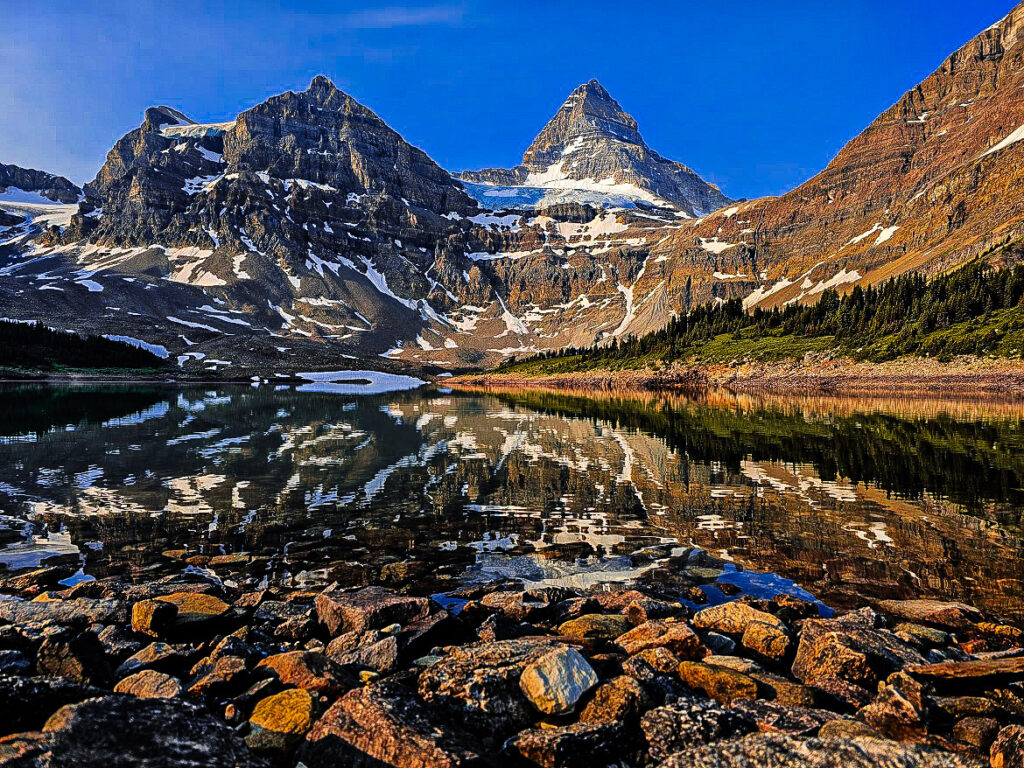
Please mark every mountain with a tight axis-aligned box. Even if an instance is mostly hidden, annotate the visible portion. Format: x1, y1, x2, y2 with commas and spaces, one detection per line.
459, 80, 732, 216
0, 163, 81, 205
632, 3, 1024, 314
2, 4, 1024, 375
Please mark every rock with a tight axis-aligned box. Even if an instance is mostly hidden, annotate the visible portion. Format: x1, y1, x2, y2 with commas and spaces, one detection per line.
896, 623, 952, 648
809, 677, 874, 712
703, 632, 736, 654
952, 716, 1001, 751
625, 598, 685, 625
817, 719, 884, 739
256, 651, 355, 697
655, 734, 985, 768
640, 697, 755, 761
791, 608, 925, 688
991, 725, 1024, 768
678, 660, 759, 705
245, 688, 316, 759
877, 600, 983, 631
96, 625, 143, 661
617, 620, 707, 659
509, 722, 628, 768
37, 695, 266, 767
519, 646, 598, 715
315, 585, 431, 636
0, 598, 128, 627
326, 630, 400, 674
131, 599, 178, 638
0, 676, 104, 733
114, 669, 183, 698
932, 696, 1004, 721
730, 699, 842, 737
115, 642, 190, 679
154, 592, 231, 633
557, 614, 632, 641
579, 675, 649, 723
742, 620, 792, 662
859, 685, 927, 741
693, 602, 787, 636
0, 650, 31, 676
904, 657, 1024, 690
187, 654, 250, 699
418, 638, 558, 735
298, 681, 487, 768
36, 631, 111, 686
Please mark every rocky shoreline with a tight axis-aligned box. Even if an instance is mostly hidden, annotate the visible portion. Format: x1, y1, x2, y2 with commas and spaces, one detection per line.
0, 564, 1022, 767
453, 355, 1024, 398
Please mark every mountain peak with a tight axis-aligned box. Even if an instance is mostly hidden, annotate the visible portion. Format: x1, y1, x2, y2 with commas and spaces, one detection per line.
307, 74, 338, 96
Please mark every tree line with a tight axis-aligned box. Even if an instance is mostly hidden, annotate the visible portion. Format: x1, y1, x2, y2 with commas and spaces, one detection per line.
0, 320, 166, 370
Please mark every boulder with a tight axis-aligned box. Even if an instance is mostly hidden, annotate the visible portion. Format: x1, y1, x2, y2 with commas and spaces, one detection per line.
509, 722, 628, 768
579, 676, 649, 724
418, 638, 558, 735
315, 585, 431, 635
677, 661, 759, 705
298, 681, 487, 768
187, 654, 250, 699
742, 620, 792, 662
519, 646, 598, 715
991, 725, 1024, 768
817, 719, 884, 739
325, 630, 400, 674
693, 602, 787, 636
730, 699, 842, 737
791, 609, 925, 688
859, 684, 927, 741
154, 592, 231, 633
952, 716, 1001, 751
131, 599, 178, 638
113, 670, 183, 699
616, 620, 706, 659
115, 642, 191, 679
36, 631, 111, 687
256, 651, 355, 696
557, 614, 632, 641
655, 734, 985, 767
245, 688, 316, 759
0, 676, 104, 734
640, 697, 755, 761
37, 695, 266, 767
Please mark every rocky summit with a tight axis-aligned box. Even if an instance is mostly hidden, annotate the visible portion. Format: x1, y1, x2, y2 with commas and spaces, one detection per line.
458, 79, 732, 216
3, 7, 1024, 374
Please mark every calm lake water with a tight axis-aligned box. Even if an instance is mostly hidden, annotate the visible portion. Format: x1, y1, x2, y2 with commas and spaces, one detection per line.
1, 382, 1022, 619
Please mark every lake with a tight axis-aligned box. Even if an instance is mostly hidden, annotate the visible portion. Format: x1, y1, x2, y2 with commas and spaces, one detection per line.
1, 382, 1022, 620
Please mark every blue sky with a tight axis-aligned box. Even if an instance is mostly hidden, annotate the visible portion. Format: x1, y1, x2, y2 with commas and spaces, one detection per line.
0, 0, 1012, 198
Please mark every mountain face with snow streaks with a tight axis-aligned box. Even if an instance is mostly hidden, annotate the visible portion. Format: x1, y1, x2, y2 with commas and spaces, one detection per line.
3, 5, 1024, 372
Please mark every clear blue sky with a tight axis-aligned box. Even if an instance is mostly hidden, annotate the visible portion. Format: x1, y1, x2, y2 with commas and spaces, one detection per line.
0, 0, 1013, 198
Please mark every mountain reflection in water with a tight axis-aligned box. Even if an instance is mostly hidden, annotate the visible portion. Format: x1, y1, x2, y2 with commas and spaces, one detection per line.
0, 383, 1021, 620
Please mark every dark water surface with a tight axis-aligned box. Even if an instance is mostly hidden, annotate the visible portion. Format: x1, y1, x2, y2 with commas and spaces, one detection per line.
0, 383, 1022, 619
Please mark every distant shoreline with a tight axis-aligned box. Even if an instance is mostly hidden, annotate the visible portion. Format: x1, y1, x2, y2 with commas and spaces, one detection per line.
451, 355, 1024, 399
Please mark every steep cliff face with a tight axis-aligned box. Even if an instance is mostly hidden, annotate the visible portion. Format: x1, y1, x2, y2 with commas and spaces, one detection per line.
459, 80, 732, 216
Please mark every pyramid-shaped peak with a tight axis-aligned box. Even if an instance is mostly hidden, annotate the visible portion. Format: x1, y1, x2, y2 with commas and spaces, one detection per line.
307, 74, 338, 95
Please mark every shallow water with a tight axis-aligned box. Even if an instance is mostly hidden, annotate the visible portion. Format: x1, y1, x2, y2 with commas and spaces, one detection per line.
0, 382, 1021, 619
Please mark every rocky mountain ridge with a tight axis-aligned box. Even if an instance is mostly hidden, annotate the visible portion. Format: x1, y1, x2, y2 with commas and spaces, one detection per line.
2, 4, 1024, 373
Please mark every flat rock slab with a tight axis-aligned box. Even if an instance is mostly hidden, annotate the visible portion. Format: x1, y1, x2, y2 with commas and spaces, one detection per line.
509, 722, 628, 768
655, 734, 985, 768
0, 598, 128, 627
315, 585, 432, 635
904, 657, 1024, 688
876, 600, 982, 631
